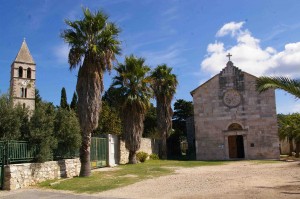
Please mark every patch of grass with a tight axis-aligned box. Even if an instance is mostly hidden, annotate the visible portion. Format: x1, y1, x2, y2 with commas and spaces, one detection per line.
38, 160, 225, 193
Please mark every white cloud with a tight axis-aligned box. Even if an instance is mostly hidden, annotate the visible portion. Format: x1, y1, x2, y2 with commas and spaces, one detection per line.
201, 21, 300, 78
216, 21, 245, 37
53, 44, 70, 64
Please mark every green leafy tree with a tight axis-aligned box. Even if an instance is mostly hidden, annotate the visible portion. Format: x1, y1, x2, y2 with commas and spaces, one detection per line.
169, 99, 193, 157
0, 94, 21, 140
54, 108, 81, 158
172, 99, 193, 136
112, 55, 152, 164
93, 101, 122, 136
278, 113, 300, 157
151, 64, 178, 159
70, 92, 78, 111
143, 103, 158, 138
60, 87, 69, 109
14, 104, 30, 140
61, 8, 121, 176
29, 102, 57, 162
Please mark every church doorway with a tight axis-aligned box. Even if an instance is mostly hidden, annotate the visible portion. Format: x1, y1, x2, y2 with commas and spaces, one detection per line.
228, 135, 245, 159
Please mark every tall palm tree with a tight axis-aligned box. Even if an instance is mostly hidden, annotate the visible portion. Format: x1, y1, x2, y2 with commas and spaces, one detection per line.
112, 55, 152, 164
256, 76, 300, 99
61, 8, 121, 176
150, 64, 178, 159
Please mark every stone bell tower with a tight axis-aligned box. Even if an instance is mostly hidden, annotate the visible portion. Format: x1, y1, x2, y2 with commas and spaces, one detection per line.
10, 39, 36, 111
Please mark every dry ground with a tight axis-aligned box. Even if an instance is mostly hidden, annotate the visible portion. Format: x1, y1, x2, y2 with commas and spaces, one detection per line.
94, 160, 300, 199
1, 160, 299, 199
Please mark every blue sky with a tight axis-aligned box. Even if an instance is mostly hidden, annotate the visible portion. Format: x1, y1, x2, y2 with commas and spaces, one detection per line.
1, 0, 300, 114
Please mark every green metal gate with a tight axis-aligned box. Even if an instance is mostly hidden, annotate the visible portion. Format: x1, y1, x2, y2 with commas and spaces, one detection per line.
90, 137, 107, 168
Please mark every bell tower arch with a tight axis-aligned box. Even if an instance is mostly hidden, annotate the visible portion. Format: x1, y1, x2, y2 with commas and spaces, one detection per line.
10, 39, 36, 111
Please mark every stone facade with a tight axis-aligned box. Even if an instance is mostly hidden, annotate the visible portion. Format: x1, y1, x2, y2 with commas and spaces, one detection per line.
3, 158, 80, 190
10, 40, 36, 111
191, 61, 280, 160
119, 138, 160, 164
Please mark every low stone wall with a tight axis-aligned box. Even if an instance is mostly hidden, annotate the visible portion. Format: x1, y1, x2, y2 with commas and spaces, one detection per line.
119, 138, 160, 164
3, 158, 80, 190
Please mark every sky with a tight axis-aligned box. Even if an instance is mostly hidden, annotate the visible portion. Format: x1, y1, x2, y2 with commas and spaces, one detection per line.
1, 0, 300, 114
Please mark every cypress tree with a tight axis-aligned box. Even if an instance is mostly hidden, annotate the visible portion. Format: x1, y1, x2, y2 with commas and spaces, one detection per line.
60, 87, 68, 109
70, 91, 78, 111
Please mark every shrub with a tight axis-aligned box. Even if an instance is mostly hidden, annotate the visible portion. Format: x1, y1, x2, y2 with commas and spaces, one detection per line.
136, 151, 148, 163
149, 153, 159, 160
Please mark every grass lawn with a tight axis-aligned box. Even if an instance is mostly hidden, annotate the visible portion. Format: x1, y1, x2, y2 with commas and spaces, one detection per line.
38, 160, 225, 193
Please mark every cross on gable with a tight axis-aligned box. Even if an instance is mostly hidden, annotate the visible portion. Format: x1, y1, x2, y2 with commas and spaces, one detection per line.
226, 53, 232, 61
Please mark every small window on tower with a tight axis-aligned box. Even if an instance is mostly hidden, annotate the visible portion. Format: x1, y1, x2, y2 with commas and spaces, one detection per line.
27, 68, 31, 78
25, 88, 27, 98
18, 67, 23, 77
20, 88, 24, 97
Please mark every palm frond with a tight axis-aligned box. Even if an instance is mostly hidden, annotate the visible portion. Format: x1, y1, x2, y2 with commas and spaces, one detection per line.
256, 76, 300, 99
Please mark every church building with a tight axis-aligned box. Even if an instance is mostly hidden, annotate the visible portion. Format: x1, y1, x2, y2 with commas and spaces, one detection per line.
10, 40, 36, 111
191, 55, 280, 160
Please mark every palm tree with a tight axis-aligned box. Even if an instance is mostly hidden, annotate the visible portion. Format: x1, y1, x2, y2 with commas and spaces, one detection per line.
278, 114, 295, 156
150, 64, 178, 159
256, 76, 300, 99
112, 55, 152, 164
61, 8, 121, 176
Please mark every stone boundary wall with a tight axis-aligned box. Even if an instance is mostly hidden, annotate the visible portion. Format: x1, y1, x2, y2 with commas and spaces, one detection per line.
119, 138, 160, 164
4, 158, 80, 190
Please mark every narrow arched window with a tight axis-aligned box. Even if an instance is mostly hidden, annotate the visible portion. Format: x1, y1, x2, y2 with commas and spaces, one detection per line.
18, 66, 23, 77
25, 88, 27, 98
27, 68, 31, 78
20, 88, 24, 97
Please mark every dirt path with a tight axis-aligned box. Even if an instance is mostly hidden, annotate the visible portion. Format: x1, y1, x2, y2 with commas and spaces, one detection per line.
94, 161, 300, 199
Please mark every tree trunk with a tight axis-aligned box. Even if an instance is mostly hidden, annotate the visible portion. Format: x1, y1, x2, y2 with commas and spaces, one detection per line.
79, 135, 91, 176
122, 106, 144, 164
289, 138, 294, 156
295, 141, 300, 158
157, 99, 172, 160
76, 60, 102, 176
128, 150, 137, 164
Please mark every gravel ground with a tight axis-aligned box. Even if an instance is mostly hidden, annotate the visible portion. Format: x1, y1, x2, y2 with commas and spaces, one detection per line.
94, 161, 300, 199
1, 161, 299, 199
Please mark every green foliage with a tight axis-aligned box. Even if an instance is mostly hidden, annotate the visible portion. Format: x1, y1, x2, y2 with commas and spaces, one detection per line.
70, 92, 78, 111
278, 113, 300, 157
172, 99, 194, 137
256, 76, 300, 99
60, 87, 69, 109
149, 153, 159, 160
29, 102, 57, 162
35, 89, 42, 106
112, 55, 152, 164
54, 108, 81, 158
143, 103, 158, 138
136, 151, 149, 163
93, 101, 122, 136
0, 95, 22, 140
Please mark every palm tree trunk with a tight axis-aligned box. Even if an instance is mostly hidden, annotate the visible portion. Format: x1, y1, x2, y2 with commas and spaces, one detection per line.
157, 100, 172, 160
123, 106, 144, 164
295, 141, 300, 158
79, 136, 91, 176
76, 62, 102, 176
129, 150, 137, 164
289, 138, 294, 156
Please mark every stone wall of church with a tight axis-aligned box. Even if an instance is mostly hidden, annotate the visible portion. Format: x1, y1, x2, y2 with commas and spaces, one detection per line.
192, 70, 279, 160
